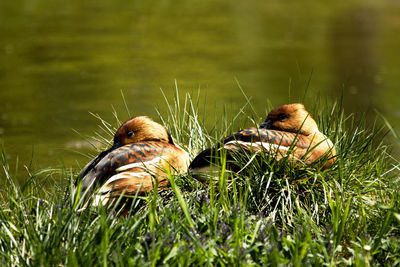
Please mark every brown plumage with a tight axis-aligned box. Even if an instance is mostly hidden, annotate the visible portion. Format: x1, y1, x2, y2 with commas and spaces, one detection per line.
76, 116, 189, 206
189, 103, 336, 179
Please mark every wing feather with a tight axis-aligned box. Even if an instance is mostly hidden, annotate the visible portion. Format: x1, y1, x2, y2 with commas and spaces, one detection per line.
80, 141, 170, 194
189, 127, 309, 170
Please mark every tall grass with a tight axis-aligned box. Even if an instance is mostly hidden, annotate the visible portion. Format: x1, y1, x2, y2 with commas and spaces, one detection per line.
1, 91, 399, 266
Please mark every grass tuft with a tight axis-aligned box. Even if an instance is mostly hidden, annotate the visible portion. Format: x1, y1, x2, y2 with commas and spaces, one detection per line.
0, 91, 399, 265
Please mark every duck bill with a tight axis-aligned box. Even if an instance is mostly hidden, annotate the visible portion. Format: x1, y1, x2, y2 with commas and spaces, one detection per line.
259, 119, 272, 129
77, 142, 121, 180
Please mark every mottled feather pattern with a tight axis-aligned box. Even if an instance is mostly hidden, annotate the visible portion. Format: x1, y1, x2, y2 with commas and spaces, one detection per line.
81, 141, 181, 194
189, 128, 307, 171
224, 128, 309, 149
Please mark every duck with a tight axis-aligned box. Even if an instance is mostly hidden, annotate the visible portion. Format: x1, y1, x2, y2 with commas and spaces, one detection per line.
75, 116, 190, 207
189, 103, 336, 179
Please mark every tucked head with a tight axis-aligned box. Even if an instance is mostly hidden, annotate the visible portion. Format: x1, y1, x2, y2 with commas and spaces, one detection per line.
260, 103, 319, 135
113, 116, 173, 146
76, 116, 173, 181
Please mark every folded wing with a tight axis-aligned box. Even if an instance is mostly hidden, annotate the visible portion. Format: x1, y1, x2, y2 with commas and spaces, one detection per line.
80, 141, 187, 199
189, 128, 316, 174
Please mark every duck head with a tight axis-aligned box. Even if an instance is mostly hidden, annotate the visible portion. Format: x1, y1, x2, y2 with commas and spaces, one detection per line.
113, 116, 173, 147
260, 103, 319, 136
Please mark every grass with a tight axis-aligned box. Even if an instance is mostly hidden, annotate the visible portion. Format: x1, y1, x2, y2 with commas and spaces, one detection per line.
1, 90, 400, 266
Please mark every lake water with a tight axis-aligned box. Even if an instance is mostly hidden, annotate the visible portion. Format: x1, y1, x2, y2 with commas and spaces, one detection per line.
1, 0, 400, 183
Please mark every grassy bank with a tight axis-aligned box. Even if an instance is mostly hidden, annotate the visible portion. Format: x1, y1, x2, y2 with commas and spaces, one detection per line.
1, 92, 399, 266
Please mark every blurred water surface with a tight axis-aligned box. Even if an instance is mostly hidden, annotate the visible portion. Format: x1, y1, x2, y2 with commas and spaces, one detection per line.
1, 0, 400, 183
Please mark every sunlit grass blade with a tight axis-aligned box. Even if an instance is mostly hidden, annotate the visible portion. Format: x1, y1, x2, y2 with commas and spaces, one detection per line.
0, 90, 399, 265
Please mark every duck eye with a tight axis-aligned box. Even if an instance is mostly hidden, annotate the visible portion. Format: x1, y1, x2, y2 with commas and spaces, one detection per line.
279, 114, 289, 121
127, 131, 134, 138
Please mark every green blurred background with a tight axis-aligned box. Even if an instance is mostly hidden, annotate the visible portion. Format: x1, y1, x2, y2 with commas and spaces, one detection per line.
1, 0, 399, 183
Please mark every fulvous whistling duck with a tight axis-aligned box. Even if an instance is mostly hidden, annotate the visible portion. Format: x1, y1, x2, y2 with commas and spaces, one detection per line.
76, 116, 189, 206
189, 103, 336, 179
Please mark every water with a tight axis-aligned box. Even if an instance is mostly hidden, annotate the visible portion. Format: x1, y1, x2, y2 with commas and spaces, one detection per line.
1, 0, 400, 183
